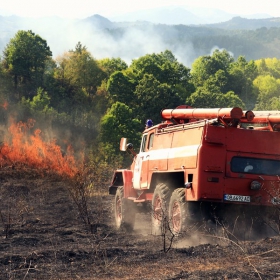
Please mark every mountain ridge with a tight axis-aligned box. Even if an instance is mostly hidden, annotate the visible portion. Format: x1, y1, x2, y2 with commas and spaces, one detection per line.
80, 14, 280, 30
108, 5, 272, 25
1, 13, 280, 66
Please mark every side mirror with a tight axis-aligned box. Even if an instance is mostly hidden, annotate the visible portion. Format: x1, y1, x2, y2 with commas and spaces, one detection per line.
119, 138, 137, 157
127, 143, 133, 149
120, 138, 127, 151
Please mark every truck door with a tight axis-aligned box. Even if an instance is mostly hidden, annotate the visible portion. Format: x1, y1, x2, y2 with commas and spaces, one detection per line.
132, 134, 148, 190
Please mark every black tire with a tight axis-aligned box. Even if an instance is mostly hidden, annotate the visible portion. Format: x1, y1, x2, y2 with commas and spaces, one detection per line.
114, 187, 136, 231
169, 188, 203, 234
152, 183, 172, 235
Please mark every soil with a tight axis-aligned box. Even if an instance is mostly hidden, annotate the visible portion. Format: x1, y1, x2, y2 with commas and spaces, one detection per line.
1, 166, 280, 280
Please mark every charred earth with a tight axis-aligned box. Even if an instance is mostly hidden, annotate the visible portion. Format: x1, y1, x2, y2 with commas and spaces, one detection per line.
0, 167, 280, 279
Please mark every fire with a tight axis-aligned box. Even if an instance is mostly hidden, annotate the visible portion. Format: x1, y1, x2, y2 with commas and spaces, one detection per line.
0, 119, 81, 177
2, 101, 8, 110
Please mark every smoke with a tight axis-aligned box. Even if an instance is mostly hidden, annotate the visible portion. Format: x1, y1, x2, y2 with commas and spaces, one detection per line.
1, 17, 198, 67
209, 45, 234, 57
47, 22, 197, 66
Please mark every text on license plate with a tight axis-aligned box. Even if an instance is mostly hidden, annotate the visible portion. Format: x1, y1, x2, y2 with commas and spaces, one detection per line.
224, 194, 250, 202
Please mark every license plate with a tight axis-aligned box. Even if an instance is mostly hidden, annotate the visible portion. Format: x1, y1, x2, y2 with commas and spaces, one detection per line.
224, 194, 250, 202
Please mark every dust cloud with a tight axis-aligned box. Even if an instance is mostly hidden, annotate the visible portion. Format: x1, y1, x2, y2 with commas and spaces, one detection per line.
131, 202, 280, 249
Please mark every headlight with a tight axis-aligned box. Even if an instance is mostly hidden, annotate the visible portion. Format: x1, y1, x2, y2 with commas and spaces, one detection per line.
250, 180, 262, 190
185, 182, 192, 189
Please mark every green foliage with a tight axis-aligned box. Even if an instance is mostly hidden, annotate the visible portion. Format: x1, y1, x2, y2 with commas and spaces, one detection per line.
2, 30, 52, 96
191, 50, 258, 109
255, 58, 280, 79
0, 61, 13, 101
229, 57, 258, 109
134, 74, 182, 123
107, 50, 192, 121
20, 87, 58, 125
191, 49, 233, 88
29, 87, 51, 111
253, 75, 280, 110
55, 42, 106, 96
131, 50, 191, 88
219, 91, 245, 108
186, 87, 245, 108
93, 80, 110, 117
99, 102, 142, 157
47, 42, 108, 131
107, 71, 136, 105
98, 57, 128, 77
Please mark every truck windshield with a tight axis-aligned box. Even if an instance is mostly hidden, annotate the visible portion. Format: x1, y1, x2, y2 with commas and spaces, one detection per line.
231, 156, 280, 176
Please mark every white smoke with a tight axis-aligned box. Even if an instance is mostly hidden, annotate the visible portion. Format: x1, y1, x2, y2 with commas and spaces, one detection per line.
209, 45, 234, 57
1, 17, 198, 67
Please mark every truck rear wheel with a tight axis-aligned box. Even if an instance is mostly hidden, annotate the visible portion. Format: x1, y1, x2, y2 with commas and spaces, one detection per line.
114, 187, 136, 231
152, 183, 171, 235
169, 188, 202, 234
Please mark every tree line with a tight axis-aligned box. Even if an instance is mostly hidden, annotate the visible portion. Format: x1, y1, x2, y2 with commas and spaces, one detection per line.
0, 30, 280, 168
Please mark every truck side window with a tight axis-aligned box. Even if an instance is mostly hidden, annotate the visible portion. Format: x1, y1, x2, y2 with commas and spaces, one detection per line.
140, 135, 147, 152
148, 133, 154, 149
231, 156, 280, 176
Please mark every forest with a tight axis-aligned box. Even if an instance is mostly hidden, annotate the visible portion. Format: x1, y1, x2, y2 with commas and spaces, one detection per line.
0, 29, 280, 172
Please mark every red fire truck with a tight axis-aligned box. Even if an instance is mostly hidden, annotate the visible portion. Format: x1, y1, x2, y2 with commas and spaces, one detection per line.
109, 106, 280, 235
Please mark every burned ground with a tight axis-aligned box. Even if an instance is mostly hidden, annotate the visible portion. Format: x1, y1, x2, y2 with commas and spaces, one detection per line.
0, 167, 280, 280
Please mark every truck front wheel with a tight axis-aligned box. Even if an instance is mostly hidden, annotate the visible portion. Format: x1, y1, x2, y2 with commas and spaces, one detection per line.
114, 186, 136, 231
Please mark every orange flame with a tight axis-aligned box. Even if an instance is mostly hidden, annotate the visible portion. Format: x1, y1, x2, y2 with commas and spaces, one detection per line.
2, 101, 8, 110
0, 119, 81, 177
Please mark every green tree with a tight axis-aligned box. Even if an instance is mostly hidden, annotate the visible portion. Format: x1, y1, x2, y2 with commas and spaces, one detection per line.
191, 49, 234, 89
203, 69, 228, 93
191, 50, 259, 109
0, 59, 13, 102
51, 42, 107, 118
106, 50, 193, 120
56, 42, 106, 96
186, 87, 245, 108
219, 91, 245, 108
229, 56, 258, 109
134, 74, 182, 123
28, 87, 51, 111
98, 57, 128, 77
93, 80, 110, 118
253, 75, 280, 110
20, 87, 58, 125
107, 71, 136, 105
262, 97, 280, 110
255, 58, 280, 79
131, 50, 192, 89
99, 102, 142, 160
2, 30, 52, 96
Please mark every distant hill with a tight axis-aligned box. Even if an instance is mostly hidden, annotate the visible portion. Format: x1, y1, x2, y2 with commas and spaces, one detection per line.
78, 14, 280, 31
109, 6, 272, 25
208, 16, 280, 30
1, 14, 280, 67
79, 14, 114, 29
110, 7, 203, 25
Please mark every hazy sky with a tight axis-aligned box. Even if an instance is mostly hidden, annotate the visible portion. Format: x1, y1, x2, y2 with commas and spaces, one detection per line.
1, 0, 279, 18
